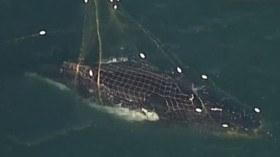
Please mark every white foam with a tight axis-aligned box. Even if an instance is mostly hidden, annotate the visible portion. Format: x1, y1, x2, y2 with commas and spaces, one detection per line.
210, 107, 223, 111
102, 57, 128, 64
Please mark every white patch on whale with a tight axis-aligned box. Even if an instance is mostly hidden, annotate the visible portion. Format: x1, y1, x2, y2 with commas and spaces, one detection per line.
85, 100, 159, 122
88, 89, 94, 93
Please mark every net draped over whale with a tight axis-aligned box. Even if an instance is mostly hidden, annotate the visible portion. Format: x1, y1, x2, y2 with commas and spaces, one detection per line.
62, 56, 263, 137
59, 0, 264, 136
80, 61, 203, 121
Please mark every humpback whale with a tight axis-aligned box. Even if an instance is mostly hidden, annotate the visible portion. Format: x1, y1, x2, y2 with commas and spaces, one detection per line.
59, 58, 263, 137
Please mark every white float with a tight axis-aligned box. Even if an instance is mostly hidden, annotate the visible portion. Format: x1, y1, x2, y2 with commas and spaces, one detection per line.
176, 67, 183, 74
195, 107, 202, 113
201, 74, 208, 80
254, 107, 261, 113
89, 69, 93, 76
222, 123, 229, 128
113, 4, 118, 10
38, 30, 46, 36
139, 52, 146, 59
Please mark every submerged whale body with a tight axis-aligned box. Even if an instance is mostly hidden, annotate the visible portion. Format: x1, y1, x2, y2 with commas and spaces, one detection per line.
60, 59, 263, 137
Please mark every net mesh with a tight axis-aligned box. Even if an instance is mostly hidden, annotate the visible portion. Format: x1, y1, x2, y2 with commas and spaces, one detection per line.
72, 61, 207, 122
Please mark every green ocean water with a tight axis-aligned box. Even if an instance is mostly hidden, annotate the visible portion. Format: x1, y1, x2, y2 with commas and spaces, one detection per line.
1, 0, 280, 156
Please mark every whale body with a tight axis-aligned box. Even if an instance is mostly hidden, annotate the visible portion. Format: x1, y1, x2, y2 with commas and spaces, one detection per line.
60, 59, 263, 137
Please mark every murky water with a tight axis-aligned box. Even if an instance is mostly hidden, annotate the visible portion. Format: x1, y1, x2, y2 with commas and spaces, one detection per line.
1, 0, 280, 156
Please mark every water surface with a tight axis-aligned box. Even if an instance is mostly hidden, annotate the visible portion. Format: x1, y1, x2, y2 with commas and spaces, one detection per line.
1, 0, 280, 156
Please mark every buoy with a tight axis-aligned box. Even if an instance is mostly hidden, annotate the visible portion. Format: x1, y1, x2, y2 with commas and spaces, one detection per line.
139, 52, 146, 59
254, 107, 261, 113
113, 4, 118, 10
195, 107, 202, 113
201, 74, 208, 80
222, 123, 229, 128
89, 70, 93, 77
38, 30, 46, 36
176, 67, 183, 74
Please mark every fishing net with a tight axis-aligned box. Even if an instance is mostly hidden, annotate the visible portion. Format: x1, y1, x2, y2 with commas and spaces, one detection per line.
0, 0, 265, 147
2, 0, 191, 146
